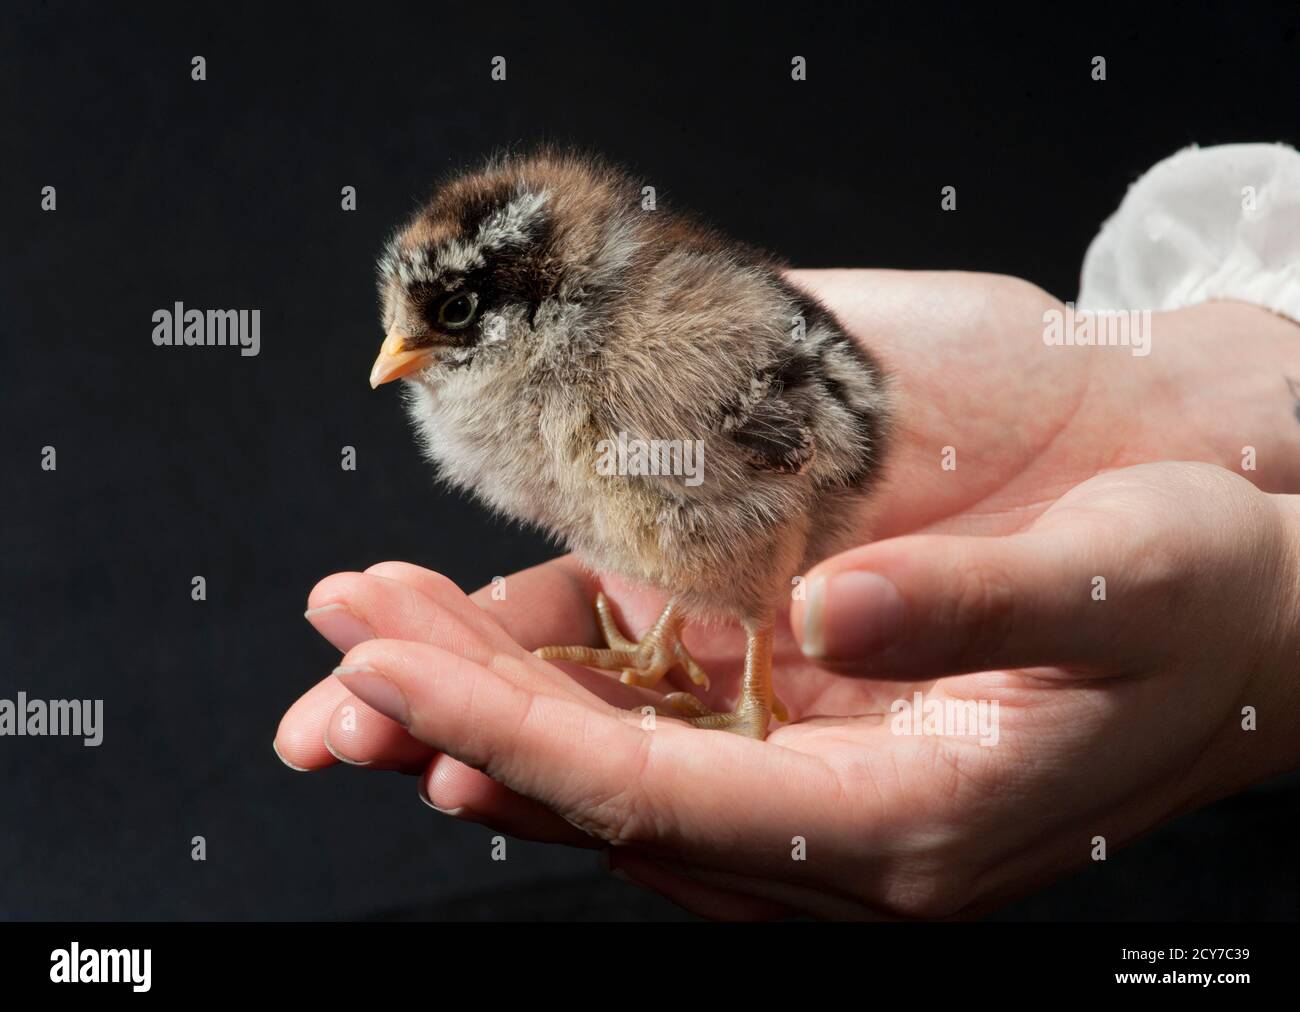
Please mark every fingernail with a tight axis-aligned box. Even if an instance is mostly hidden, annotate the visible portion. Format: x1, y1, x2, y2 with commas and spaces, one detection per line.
333, 666, 409, 727
417, 776, 465, 816
323, 732, 373, 767
800, 571, 903, 660
272, 739, 310, 772
305, 604, 376, 652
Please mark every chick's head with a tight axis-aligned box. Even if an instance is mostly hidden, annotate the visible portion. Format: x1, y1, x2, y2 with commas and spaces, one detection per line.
369, 173, 561, 389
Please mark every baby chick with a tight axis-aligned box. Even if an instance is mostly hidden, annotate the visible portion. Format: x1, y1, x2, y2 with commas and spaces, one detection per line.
369, 150, 891, 739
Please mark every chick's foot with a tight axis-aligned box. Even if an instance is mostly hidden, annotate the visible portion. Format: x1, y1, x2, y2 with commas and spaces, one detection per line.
534, 592, 712, 691
655, 692, 772, 738
640, 619, 786, 740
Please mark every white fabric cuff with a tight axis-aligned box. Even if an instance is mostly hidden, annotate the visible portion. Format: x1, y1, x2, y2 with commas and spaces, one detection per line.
1078, 143, 1300, 325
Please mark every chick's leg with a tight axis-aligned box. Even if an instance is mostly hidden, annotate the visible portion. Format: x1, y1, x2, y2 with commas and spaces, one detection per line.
658, 616, 780, 739
534, 593, 711, 691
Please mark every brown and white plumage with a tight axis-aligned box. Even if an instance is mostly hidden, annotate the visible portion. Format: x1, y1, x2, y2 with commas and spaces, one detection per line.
370, 150, 891, 737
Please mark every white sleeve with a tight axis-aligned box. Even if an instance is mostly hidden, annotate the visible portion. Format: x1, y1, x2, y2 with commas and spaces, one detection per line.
1078, 143, 1300, 325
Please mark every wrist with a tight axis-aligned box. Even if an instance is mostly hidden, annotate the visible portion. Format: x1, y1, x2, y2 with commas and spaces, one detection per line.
1141, 301, 1300, 492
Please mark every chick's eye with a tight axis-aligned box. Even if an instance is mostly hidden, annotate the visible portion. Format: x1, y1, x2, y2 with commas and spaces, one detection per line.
437, 291, 478, 330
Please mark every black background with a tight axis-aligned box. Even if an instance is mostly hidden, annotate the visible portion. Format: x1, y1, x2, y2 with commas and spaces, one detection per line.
3, 1, 1297, 920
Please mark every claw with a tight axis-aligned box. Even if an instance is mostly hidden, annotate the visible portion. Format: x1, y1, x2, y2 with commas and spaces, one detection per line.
535, 594, 712, 692
534, 598, 781, 741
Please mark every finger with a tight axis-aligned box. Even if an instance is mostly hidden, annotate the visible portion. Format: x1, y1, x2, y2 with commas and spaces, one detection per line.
309, 570, 501, 664
314, 568, 646, 705
419, 753, 595, 847
274, 676, 351, 771
298, 567, 658, 774
332, 639, 652, 826
292, 574, 453, 771
372, 558, 726, 704
364, 560, 708, 833
331, 639, 854, 868
791, 525, 1158, 679
466, 555, 602, 650
323, 696, 432, 772
292, 577, 459, 772
304, 567, 586, 764
276, 668, 437, 772
303, 563, 579, 765
365, 557, 601, 654
277, 582, 401, 770
284, 557, 603, 775
304, 565, 601, 835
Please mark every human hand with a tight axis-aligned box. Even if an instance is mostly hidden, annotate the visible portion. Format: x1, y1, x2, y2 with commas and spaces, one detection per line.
276, 459, 1300, 918
275, 269, 1300, 917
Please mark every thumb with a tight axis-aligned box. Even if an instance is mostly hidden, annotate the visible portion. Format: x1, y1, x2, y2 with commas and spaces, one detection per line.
790, 527, 1156, 679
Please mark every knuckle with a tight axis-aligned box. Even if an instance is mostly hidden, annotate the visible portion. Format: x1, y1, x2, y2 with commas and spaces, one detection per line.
579, 792, 658, 846
555, 732, 663, 847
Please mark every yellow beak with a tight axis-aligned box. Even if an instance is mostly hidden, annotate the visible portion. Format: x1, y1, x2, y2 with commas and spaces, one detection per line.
369, 331, 434, 388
